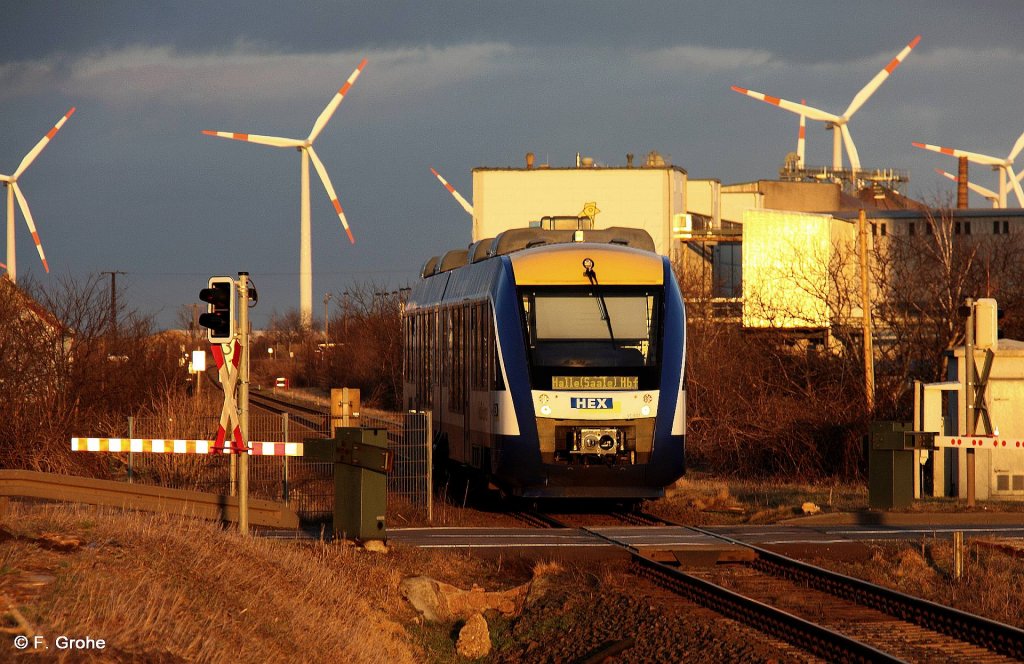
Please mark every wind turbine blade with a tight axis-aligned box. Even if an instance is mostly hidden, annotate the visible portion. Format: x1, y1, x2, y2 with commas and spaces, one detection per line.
840, 124, 861, 172
430, 167, 474, 215
843, 36, 920, 119
201, 130, 304, 148
11, 183, 48, 273
13, 107, 76, 180
308, 58, 367, 143
307, 146, 354, 244
1008, 129, 1024, 162
730, 86, 840, 123
912, 142, 1003, 166
936, 168, 999, 200
1007, 166, 1024, 207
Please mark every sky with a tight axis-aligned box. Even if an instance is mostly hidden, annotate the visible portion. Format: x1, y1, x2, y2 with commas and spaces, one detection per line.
2, 1, 1022, 328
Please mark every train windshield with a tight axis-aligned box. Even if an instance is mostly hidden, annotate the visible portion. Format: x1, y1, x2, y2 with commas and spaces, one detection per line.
520, 286, 662, 388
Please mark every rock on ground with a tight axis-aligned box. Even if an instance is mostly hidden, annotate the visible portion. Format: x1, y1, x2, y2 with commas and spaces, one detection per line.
456, 612, 491, 659
400, 577, 528, 622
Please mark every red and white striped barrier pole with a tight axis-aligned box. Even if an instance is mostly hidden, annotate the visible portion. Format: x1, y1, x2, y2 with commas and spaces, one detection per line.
71, 438, 303, 456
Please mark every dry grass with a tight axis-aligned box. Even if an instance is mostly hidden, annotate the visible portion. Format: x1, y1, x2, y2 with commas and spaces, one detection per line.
1, 502, 430, 663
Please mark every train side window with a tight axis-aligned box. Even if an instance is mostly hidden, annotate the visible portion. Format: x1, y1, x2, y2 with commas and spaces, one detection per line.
425, 309, 435, 407
470, 303, 480, 390
405, 316, 414, 384
480, 301, 490, 391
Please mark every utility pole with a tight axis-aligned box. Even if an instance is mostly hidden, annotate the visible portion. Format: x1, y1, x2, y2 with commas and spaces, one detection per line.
238, 272, 251, 534
858, 210, 875, 412
101, 271, 126, 334
343, 290, 350, 336
964, 298, 976, 508
324, 292, 332, 340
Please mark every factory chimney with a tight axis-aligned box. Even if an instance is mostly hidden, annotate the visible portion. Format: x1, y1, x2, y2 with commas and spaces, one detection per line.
957, 156, 969, 209
626, 153, 634, 168
526, 152, 535, 170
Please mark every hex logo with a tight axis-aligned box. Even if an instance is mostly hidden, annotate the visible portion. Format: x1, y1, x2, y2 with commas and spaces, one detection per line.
571, 397, 612, 409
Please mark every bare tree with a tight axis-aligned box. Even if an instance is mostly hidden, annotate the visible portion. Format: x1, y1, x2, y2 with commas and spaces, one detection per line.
0, 274, 188, 472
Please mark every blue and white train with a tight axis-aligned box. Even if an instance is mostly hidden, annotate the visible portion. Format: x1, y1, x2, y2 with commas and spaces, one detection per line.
402, 227, 686, 500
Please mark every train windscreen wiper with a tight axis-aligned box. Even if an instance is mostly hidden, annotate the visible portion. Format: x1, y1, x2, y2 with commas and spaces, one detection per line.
583, 258, 616, 346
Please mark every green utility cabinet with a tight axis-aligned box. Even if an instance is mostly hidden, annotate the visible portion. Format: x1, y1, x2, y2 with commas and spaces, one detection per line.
304, 428, 391, 540
867, 421, 915, 509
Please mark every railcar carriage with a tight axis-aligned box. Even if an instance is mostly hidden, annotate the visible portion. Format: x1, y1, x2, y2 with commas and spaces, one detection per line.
403, 227, 686, 499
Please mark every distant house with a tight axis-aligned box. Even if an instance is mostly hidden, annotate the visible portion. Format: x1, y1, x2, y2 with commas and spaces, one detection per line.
0, 278, 71, 352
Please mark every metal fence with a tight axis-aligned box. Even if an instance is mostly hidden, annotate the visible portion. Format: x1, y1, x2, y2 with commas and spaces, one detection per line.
385, 412, 433, 521
108, 411, 432, 523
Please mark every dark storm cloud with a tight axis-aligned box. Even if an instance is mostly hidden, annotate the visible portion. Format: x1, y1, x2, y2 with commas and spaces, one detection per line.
7, 1, 1023, 61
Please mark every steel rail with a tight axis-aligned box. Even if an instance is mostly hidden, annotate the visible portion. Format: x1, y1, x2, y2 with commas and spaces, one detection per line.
0, 470, 299, 529
690, 525, 1024, 660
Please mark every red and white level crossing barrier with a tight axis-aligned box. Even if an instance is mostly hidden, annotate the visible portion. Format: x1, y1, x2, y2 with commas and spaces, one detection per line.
71, 438, 304, 457
935, 436, 1024, 450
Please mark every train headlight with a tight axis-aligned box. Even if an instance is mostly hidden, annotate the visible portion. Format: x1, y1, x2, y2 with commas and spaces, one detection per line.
641, 405, 651, 416
540, 405, 552, 416
598, 435, 616, 451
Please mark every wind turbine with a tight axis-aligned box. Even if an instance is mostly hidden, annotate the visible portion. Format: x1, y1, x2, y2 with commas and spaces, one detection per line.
203, 59, 366, 327
912, 130, 1024, 208
1, 107, 76, 282
935, 168, 999, 208
430, 167, 473, 215
732, 35, 921, 174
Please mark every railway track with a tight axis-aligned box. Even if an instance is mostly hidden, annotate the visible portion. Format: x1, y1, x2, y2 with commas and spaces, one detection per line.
248, 390, 329, 432
515, 510, 1024, 661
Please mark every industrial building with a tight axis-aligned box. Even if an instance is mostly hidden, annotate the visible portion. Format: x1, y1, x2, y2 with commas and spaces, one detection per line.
457, 152, 1024, 335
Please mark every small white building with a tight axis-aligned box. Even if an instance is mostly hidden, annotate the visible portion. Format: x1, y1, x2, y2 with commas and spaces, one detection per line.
930, 339, 1024, 501
471, 153, 688, 262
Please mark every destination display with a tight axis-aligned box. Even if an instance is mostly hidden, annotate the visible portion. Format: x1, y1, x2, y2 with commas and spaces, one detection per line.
552, 376, 638, 390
